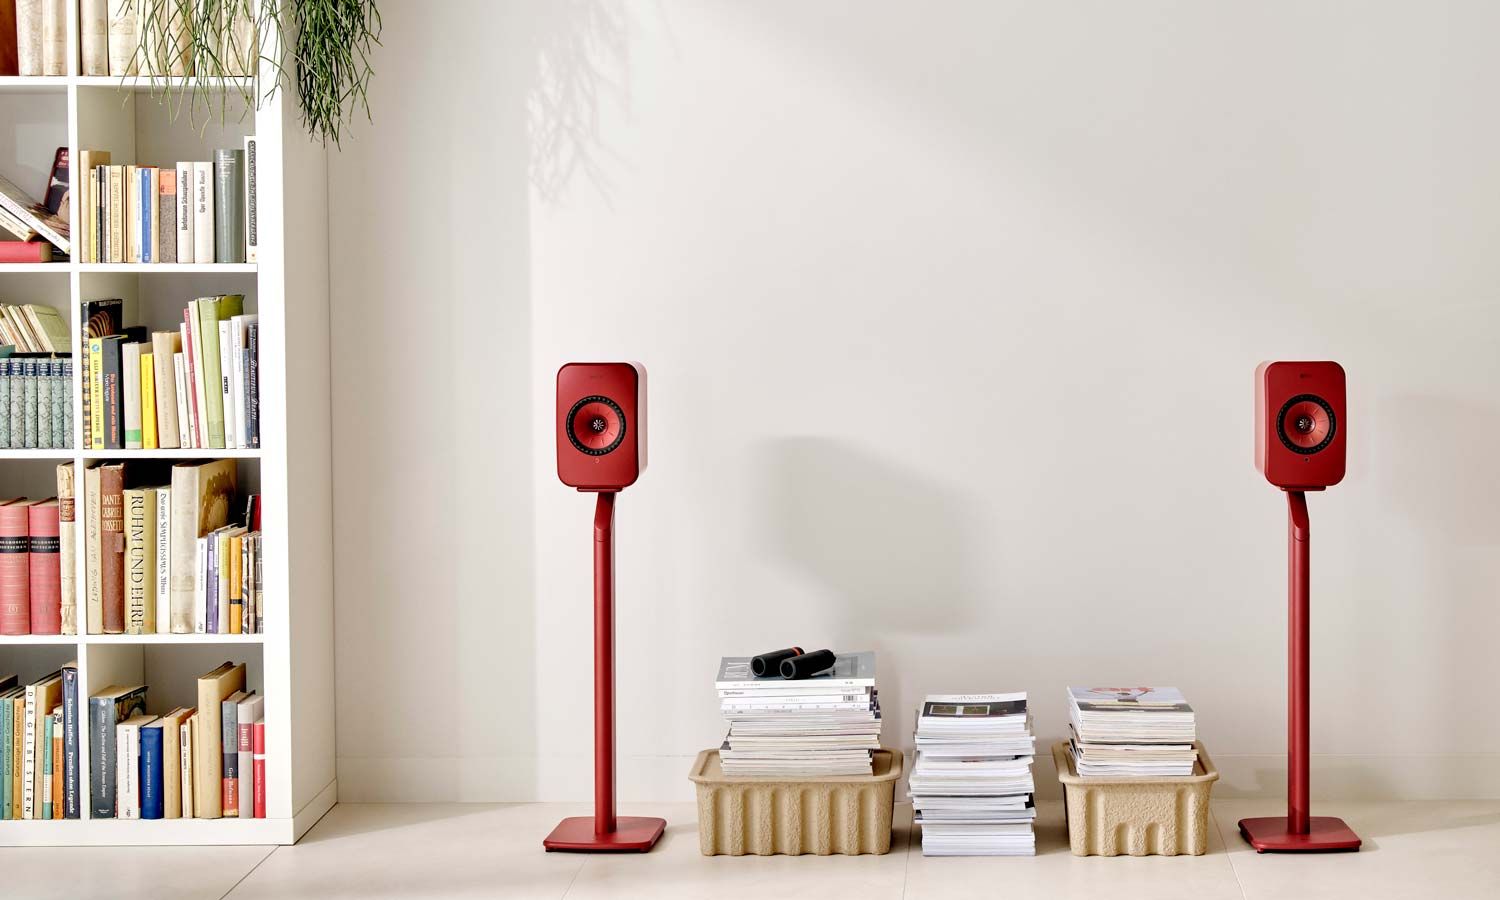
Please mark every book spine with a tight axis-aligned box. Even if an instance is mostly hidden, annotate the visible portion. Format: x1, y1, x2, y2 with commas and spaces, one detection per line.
124, 489, 148, 634
11, 696, 22, 818
1, 698, 10, 818
100, 463, 125, 633
229, 535, 243, 633
151, 333, 181, 448
84, 466, 101, 633
36, 360, 51, 448
15, 0, 41, 76
159, 172, 177, 263
80, 0, 109, 75
169, 467, 195, 633
140, 725, 163, 819
194, 537, 207, 634
50, 359, 65, 449
21, 685, 35, 817
125, 164, 139, 263
8, 361, 22, 449
107, 166, 122, 263
247, 323, 259, 448
236, 715, 252, 816
100, 338, 121, 449
193, 162, 214, 263
155, 487, 170, 633
141, 352, 157, 449
244, 137, 258, 262
116, 721, 135, 819
253, 534, 263, 633
185, 308, 205, 446
21, 359, 36, 448
180, 716, 193, 818
87, 697, 112, 817
215, 150, 245, 264
50, 712, 61, 819
0, 361, 10, 449
0, 504, 30, 635
39, 0, 64, 74
27, 502, 60, 634
138, 168, 152, 263
176, 162, 194, 263
122, 341, 142, 448
57, 464, 75, 634
219, 319, 236, 449
221, 699, 238, 816
173, 353, 190, 448
252, 720, 265, 818
41, 711, 52, 819
61, 666, 78, 817
106, 0, 138, 77
206, 535, 218, 633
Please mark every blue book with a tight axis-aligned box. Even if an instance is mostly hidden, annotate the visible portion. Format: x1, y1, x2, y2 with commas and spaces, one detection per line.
139, 170, 153, 263
41, 712, 53, 819
139, 721, 164, 819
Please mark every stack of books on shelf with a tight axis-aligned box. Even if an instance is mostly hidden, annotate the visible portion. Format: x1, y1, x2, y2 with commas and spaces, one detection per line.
909, 693, 1037, 857
1067, 686, 1198, 777
76, 0, 257, 78
77, 144, 258, 265
714, 651, 880, 777
5, 1, 67, 76
90, 662, 268, 821
80, 296, 260, 451
81, 458, 264, 635
0, 496, 64, 635
0, 148, 70, 262
0, 357, 73, 450
0, 665, 76, 819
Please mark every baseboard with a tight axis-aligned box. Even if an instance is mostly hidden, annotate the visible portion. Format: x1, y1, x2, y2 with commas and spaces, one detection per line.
338, 753, 1500, 803
291, 778, 339, 842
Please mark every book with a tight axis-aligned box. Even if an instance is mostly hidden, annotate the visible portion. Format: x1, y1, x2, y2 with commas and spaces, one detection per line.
123, 487, 155, 633
236, 694, 262, 818
97, 335, 123, 448
141, 351, 157, 448
0, 499, 29, 634
246, 322, 259, 447
81, 299, 124, 447
139, 718, 164, 819
136, 167, 154, 263
125, 163, 138, 262
83, 465, 102, 633
41, 706, 53, 818
0, 242, 53, 263
4, 687, 20, 817
219, 318, 236, 448
88, 684, 145, 817
0, 171, 67, 253
60, 663, 78, 817
79, 0, 107, 75
26, 498, 59, 634
123, 341, 142, 448
194, 661, 244, 818
14, 0, 38, 75
154, 486, 170, 634
228, 533, 243, 632
192, 161, 213, 263
56, 464, 75, 634
151, 331, 182, 448
180, 710, 194, 818
221, 689, 249, 816
173, 352, 189, 447
158, 170, 177, 263
115, 713, 152, 819
107, 165, 122, 262
175, 161, 194, 263
99, 462, 125, 633
244, 136, 258, 262
168, 459, 237, 633
22, 669, 61, 818
43, 146, 66, 214
156, 707, 190, 817
106, 0, 138, 76
196, 294, 244, 447
38, 0, 62, 75
252, 719, 265, 818
214, 150, 245, 263
186, 305, 205, 445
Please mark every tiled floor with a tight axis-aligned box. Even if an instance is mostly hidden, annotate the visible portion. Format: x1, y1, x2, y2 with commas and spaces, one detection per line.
4, 799, 1499, 899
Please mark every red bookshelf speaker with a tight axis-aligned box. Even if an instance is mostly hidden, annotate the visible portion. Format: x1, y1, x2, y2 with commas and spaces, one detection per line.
1240, 360, 1361, 854
545, 361, 664, 853
557, 362, 647, 492
1255, 361, 1345, 490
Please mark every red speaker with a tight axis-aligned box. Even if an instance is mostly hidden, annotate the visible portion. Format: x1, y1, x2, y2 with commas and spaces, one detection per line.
1255, 361, 1346, 490
556, 362, 647, 492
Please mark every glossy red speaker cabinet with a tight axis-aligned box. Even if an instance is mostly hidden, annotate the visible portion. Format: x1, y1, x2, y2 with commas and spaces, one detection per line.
1255, 361, 1346, 490
557, 362, 647, 491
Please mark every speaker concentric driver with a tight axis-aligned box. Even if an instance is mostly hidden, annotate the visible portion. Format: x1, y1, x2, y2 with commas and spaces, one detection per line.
1277, 394, 1336, 454
567, 395, 627, 456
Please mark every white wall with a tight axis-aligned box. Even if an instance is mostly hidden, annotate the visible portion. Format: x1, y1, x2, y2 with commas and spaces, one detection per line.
329, 0, 1500, 803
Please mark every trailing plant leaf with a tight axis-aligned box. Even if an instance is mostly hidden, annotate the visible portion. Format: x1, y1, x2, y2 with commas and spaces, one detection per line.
287, 0, 383, 147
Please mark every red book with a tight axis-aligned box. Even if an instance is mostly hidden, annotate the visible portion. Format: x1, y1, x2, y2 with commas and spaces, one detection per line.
26, 499, 60, 634
0, 499, 31, 634
252, 721, 266, 818
0, 242, 55, 263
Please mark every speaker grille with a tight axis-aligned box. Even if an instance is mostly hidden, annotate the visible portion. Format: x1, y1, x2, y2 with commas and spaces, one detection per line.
1276, 393, 1336, 455
566, 395, 627, 456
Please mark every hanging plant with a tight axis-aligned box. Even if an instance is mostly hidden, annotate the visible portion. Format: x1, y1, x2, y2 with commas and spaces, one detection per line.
128, 0, 382, 147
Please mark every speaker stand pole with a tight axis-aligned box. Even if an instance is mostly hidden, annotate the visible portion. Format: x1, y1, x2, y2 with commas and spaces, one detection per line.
545, 492, 666, 852
1238, 490, 1361, 852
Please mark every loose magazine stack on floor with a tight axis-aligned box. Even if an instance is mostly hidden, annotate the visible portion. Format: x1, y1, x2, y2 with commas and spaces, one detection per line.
0, 11, 333, 846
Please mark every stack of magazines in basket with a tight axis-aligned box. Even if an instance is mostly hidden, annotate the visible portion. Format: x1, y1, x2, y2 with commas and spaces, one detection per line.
1067, 686, 1198, 777
909, 692, 1036, 856
714, 651, 879, 777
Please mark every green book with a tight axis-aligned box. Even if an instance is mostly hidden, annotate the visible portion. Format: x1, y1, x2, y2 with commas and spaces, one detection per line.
0, 690, 11, 820
194, 294, 244, 449
41, 712, 52, 819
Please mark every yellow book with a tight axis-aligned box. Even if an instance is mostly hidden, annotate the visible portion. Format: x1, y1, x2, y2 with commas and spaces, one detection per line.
88, 337, 105, 450
228, 536, 242, 634
141, 352, 158, 449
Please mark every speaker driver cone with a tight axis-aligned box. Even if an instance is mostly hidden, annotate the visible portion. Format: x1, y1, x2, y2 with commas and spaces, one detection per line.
567, 395, 627, 456
1277, 394, 1336, 454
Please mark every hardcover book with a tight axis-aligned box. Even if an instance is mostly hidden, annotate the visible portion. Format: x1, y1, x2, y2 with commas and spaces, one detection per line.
26, 498, 59, 634
87, 683, 146, 818
0, 499, 29, 635
60, 663, 78, 817
194, 662, 244, 818
214, 150, 245, 263
99, 462, 125, 633
168, 459, 237, 633
139, 718, 164, 819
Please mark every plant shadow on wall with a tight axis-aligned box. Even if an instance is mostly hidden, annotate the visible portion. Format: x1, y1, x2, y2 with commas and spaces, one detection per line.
754, 437, 979, 745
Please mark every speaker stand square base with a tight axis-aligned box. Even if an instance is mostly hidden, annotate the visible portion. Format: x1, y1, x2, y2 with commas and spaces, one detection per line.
544, 816, 666, 852
1238, 816, 1362, 852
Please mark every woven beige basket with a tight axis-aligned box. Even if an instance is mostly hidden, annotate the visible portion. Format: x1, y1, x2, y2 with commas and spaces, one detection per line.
1053, 740, 1219, 857
688, 748, 902, 856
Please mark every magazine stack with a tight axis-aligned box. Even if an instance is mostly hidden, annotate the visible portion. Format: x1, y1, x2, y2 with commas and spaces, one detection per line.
714, 651, 880, 777
1067, 686, 1198, 776
909, 693, 1037, 856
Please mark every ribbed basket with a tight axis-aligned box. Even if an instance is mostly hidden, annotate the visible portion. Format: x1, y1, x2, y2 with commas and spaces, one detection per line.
1053, 740, 1219, 857
687, 748, 902, 856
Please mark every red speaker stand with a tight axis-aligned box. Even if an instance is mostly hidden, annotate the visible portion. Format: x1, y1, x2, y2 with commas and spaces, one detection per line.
1237, 491, 1361, 853
544, 492, 666, 853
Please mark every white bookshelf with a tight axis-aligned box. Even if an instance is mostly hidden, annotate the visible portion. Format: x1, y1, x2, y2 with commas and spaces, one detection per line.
0, 10, 334, 846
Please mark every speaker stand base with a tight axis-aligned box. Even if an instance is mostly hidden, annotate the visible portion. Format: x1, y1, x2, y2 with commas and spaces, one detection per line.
543, 816, 666, 853
1238, 816, 1362, 853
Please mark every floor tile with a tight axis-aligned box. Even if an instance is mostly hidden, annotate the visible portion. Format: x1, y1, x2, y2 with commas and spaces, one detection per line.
0, 844, 274, 900
1214, 799, 1500, 900
903, 802, 1243, 900
224, 803, 586, 900
560, 801, 912, 900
